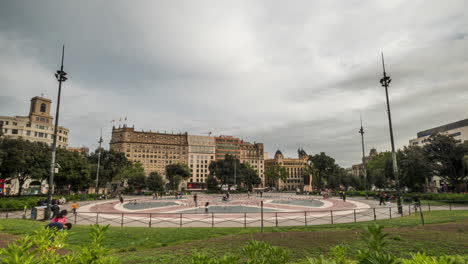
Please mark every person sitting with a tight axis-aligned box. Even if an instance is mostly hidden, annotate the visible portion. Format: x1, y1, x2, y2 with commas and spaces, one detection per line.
51, 210, 68, 225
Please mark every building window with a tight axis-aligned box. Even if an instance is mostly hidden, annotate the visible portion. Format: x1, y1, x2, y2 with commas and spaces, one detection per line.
12, 129, 18, 135
26, 131, 31, 136
40, 103, 46, 113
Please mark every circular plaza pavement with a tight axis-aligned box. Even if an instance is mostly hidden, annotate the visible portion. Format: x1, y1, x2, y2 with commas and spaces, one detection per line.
70, 193, 412, 228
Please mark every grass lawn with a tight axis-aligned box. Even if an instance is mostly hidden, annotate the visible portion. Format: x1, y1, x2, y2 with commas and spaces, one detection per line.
0, 210, 467, 263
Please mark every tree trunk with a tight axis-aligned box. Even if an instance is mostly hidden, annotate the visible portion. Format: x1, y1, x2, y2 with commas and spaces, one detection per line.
17, 175, 27, 196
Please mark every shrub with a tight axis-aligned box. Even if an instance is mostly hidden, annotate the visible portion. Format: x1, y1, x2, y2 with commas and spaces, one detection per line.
0, 224, 119, 264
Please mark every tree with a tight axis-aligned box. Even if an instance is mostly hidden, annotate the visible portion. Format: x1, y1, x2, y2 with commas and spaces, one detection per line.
241, 163, 261, 191
0, 138, 50, 195
265, 164, 288, 188
206, 175, 219, 191
302, 163, 317, 189
165, 163, 191, 191
366, 152, 394, 189
208, 154, 238, 187
88, 149, 129, 189
309, 152, 337, 188
55, 148, 90, 193
398, 146, 432, 192
118, 162, 146, 193
327, 166, 350, 190
146, 171, 165, 193
424, 134, 468, 192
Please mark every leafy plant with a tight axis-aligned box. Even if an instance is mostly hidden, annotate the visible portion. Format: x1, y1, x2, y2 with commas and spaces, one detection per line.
0, 224, 119, 264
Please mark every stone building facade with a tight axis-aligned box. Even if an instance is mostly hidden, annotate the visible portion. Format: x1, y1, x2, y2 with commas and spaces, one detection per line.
110, 128, 266, 190
109, 126, 189, 176
0, 96, 70, 195
240, 141, 265, 187
187, 135, 216, 189
0, 96, 69, 147
264, 149, 309, 190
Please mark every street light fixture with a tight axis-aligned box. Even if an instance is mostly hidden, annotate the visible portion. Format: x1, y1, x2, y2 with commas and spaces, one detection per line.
46, 45, 67, 220
380, 53, 403, 214
95, 129, 103, 194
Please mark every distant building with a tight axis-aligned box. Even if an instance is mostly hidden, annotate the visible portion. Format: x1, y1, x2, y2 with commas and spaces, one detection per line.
215, 136, 240, 160
240, 141, 265, 187
264, 149, 309, 190
109, 126, 189, 177
187, 135, 216, 189
0, 96, 70, 195
67, 146, 89, 156
409, 118, 468, 146
351, 148, 378, 178
0, 96, 70, 147
408, 118, 468, 190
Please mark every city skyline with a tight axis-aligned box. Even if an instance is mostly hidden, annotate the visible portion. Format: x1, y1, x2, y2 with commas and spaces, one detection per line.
1, 1, 467, 167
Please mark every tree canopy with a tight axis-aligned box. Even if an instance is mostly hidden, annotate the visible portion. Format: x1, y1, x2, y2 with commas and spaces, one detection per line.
166, 163, 191, 191
265, 164, 288, 188
0, 138, 50, 195
146, 171, 165, 193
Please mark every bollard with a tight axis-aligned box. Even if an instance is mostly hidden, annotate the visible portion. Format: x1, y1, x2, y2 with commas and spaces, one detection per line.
330, 210, 334, 224
244, 212, 247, 228
408, 204, 411, 215
179, 214, 182, 228
121, 213, 124, 227
373, 208, 376, 221
96, 212, 99, 224
74, 212, 77, 224
353, 209, 357, 223
389, 207, 392, 219
149, 213, 152, 228
304, 212, 307, 226
261, 201, 264, 232
211, 213, 214, 228
419, 202, 425, 225
275, 212, 278, 227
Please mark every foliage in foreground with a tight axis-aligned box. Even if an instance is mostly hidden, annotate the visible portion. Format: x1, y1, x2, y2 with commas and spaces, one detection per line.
0, 224, 119, 264
191, 224, 467, 264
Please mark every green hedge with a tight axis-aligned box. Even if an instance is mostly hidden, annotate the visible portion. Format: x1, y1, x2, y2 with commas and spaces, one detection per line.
401, 192, 468, 202
0, 194, 101, 210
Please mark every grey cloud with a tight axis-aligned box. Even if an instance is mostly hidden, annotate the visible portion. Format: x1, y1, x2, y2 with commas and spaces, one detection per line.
0, 1, 467, 167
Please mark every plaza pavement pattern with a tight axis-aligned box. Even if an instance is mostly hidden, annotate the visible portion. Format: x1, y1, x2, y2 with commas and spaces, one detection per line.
72, 194, 410, 227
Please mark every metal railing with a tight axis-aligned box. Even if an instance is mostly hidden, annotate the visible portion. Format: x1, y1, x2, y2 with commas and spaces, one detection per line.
1, 201, 466, 228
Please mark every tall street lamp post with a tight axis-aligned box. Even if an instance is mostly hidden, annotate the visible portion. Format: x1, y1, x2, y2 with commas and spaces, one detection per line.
95, 129, 103, 194
358, 117, 368, 200
380, 53, 403, 214
46, 45, 68, 220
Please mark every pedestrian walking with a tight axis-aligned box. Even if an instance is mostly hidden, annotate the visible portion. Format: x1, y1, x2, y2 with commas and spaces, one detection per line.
342, 191, 346, 202
205, 202, 209, 214
194, 194, 198, 207
379, 192, 386, 206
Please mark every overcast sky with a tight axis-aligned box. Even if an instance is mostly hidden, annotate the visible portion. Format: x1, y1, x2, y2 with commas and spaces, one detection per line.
0, 1, 467, 167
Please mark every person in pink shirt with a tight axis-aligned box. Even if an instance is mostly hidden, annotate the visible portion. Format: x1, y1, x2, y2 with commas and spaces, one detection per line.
51, 210, 68, 225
